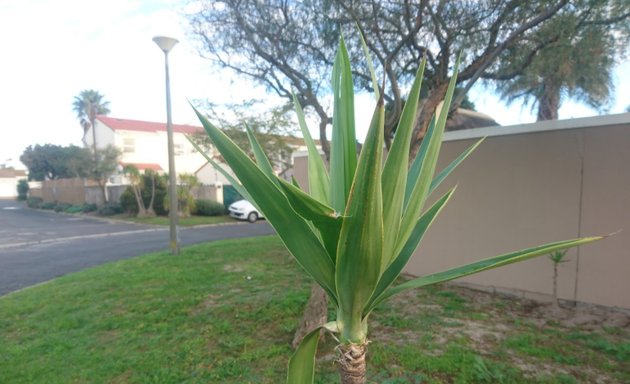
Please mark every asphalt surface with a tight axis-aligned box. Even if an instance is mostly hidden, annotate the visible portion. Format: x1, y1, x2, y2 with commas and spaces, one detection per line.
0, 199, 275, 296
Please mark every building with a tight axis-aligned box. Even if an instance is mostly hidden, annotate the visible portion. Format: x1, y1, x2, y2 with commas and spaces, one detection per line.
86, 116, 207, 179
0, 168, 27, 198
86, 115, 312, 189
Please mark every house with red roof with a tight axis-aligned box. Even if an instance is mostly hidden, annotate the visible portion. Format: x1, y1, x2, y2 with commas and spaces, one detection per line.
84, 116, 208, 180
84, 115, 314, 190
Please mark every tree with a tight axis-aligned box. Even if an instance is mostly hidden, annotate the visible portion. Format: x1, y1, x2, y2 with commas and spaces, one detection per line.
20, 144, 92, 181
494, 4, 628, 120
90, 145, 120, 205
194, 39, 601, 382
122, 165, 156, 217
120, 170, 167, 216
164, 173, 200, 217
188, 0, 629, 156
16, 179, 29, 201
72, 90, 111, 155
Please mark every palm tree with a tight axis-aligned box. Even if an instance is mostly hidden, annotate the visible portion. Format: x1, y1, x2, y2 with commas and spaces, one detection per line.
72, 90, 111, 154
496, 21, 617, 121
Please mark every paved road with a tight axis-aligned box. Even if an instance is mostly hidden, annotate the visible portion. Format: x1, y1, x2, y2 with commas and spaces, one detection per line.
0, 199, 275, 296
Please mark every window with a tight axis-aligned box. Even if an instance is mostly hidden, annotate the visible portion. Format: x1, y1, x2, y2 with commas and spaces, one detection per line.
174, 143, 184, 156
123, 137, 135, 153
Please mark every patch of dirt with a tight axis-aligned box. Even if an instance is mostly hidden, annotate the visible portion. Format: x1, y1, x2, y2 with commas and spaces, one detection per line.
372, 284, 630, 382
451, 285, 630, 331
190, 294, 222, 315
222, 264, 245, 273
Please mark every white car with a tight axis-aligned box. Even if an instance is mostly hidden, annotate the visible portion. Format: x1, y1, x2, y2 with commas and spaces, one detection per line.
228, 199, 263, 223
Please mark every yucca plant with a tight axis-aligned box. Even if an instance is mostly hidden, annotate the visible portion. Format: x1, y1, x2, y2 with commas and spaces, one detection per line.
190, 36, 601, 384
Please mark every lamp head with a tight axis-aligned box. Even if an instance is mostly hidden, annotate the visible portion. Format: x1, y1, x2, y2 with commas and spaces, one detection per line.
152, 36, 179, 53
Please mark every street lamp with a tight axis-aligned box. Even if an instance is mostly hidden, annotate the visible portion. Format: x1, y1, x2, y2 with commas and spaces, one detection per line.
153, 35, 180, 255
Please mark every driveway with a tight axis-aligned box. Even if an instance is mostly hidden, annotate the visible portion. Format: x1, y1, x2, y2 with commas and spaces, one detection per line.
0, 199, 275, 296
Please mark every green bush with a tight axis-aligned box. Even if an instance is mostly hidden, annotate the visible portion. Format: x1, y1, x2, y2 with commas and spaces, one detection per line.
26, 197, 43, 208
16, 179, 29, 201
82, 203, 98, 213
98, 202, 123, 216
54, 203, 71, 213
41, 201, 56, 210
194, 199, 226, 216
119, 173, 168, 216
64, 205, 84, 214
120, 187, 138, 214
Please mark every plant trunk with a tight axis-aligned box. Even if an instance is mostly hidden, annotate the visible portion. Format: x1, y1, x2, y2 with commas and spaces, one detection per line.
338, 343, 367, 384
147, 174, 156, 216
133, 186, 147, 217
292, 284, 328, 349
552, 262, 560, 310
97, 179, 108, 205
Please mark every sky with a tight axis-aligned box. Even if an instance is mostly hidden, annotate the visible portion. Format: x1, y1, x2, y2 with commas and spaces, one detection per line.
1, 0, 628, 170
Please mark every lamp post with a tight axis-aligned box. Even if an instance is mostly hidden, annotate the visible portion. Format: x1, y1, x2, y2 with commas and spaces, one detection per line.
153, 36, 180, 255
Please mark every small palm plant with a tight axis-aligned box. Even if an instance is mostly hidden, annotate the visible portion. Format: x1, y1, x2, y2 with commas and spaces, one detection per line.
549, 249, 569, 310
191, 37, 601, 383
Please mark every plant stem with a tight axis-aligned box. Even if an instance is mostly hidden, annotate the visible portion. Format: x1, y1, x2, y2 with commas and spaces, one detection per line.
339, 343, 367, 384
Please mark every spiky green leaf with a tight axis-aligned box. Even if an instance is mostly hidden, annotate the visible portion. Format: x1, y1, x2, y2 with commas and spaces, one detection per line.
245, 124, 277, 183
330, 36, 357, 213
336, 99, 384, 343
397, 58, 460, 256
193, 107, 337, 300
404, 115, 436, 207
429, 138, 484, 195
277, 177, 342, 261
292, 93, 330, 204
375, 236, 603, 308
287, 327, 321, 384
365, 188, 455, 315
358, 29, 380, 101
381, 59, 426, 264
187, 135, 255, 205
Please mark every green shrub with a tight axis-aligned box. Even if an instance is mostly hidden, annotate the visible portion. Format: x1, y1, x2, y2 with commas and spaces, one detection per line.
54, 203, 71, 213
16, 179, 29, 201
119, 174, 168, 216
194, 199, 226, 216
41, 201, 56, 210
26, 197, 43, 208
98, 202, 123, 216
120, 186, 138, 214
64, 205, 84, 214
82, 203, 98, 213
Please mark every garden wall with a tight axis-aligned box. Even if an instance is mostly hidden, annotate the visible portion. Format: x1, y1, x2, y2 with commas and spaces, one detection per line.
294, 112, 630, 309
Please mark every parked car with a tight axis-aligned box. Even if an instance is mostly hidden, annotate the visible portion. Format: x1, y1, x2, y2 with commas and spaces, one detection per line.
228, 199, 263, 223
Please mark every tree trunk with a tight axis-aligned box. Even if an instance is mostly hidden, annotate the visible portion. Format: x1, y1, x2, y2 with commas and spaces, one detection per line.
97, 180, 108, 205
338, 343, 367, 384
147, 174, 157, 216
133, 186, 147, 217
537, 83, 560, 121
291, 283, 329, 349
409, 83, 450, 161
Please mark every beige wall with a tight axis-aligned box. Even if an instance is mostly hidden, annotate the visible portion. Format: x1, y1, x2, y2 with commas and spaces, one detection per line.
293, 114, 630, 309
406, 119, 630, 309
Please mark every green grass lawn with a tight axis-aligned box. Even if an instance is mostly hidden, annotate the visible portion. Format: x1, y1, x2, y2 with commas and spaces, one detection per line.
1, 236, 628, 383
112, 214, 236, 227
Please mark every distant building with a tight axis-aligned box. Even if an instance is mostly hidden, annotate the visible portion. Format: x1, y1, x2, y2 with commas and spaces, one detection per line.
85, 116, 313, 187
0, 168, 27, 198
85, 116, 206, 181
